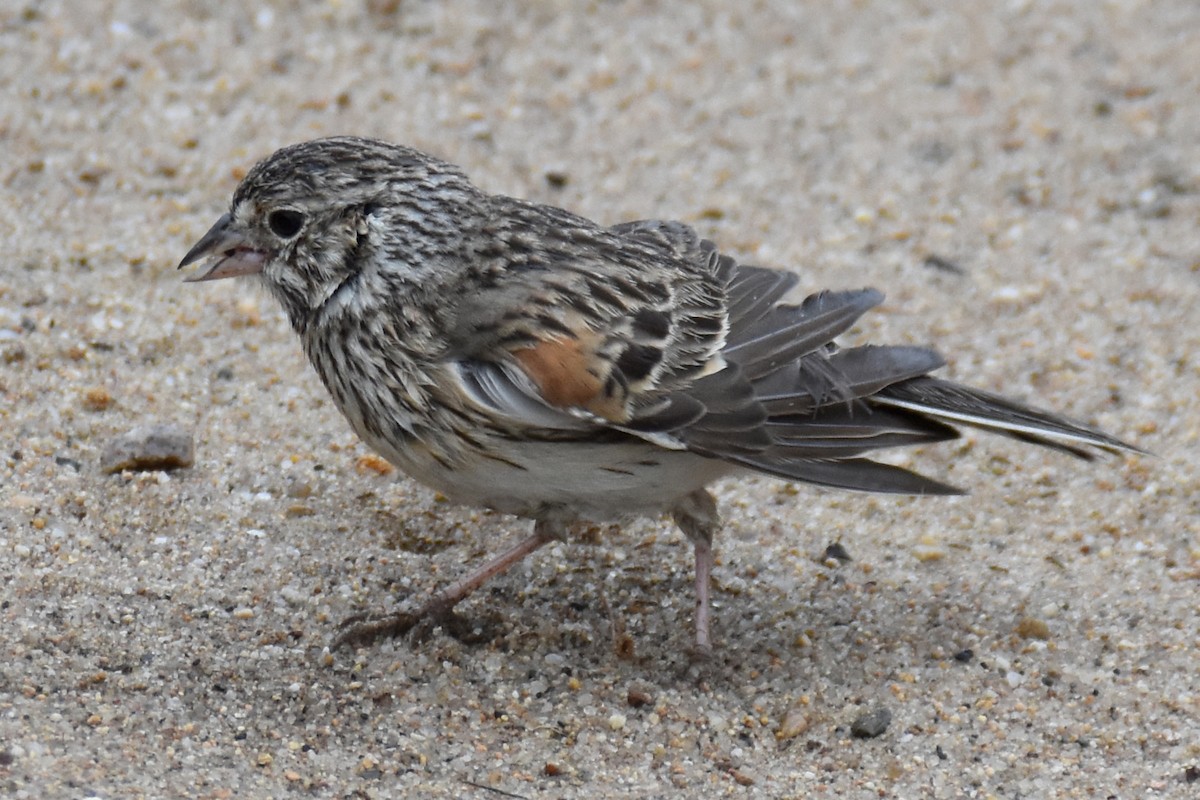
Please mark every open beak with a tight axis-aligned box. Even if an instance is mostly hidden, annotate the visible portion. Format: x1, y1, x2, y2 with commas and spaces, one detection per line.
178, 213, 268, 282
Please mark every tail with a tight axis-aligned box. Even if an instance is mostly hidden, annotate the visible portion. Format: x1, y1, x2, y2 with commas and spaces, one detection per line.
695, 268, 1142, 495
872, 376, 1142, 460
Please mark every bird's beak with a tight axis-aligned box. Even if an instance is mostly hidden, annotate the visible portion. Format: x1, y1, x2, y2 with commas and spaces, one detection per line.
178, 213, 268, 282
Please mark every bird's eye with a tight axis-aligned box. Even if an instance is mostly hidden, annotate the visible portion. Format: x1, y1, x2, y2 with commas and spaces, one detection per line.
267, 209, 306, 239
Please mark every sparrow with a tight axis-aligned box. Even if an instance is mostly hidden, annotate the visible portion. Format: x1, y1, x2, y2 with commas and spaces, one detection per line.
179, 136, 1139, 654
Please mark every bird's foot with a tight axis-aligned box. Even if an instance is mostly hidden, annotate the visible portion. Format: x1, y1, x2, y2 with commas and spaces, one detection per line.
331, 609, 424, 650
331, 598, 491, 650
686, 640, 714, 663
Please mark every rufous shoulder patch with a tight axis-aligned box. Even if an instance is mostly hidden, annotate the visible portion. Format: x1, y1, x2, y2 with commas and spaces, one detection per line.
512, 335, 627, 421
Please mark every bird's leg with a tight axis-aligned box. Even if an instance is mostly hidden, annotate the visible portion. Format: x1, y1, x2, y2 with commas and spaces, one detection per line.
333, 519, 562, 650
671, 489, 721, 659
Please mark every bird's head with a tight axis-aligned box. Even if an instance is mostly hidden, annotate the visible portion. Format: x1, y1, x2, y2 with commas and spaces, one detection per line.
179, 137, 480, 330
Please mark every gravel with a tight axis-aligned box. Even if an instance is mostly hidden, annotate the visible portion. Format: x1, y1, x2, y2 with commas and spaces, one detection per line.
2, 1, 1197, 797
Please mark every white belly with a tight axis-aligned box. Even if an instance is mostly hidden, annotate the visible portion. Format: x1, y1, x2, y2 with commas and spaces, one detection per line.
368, 433, 735, 521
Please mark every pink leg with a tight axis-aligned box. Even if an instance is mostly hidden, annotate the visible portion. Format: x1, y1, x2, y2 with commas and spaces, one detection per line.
333, 521, 559, 649
692, 535, 714, 655
671, 489, 721, 658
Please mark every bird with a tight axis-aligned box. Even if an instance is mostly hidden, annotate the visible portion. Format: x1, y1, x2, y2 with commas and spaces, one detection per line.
179, 136, 1139, 655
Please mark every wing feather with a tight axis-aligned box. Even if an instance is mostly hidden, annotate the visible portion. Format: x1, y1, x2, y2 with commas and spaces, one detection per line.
446, 208, 1136, 494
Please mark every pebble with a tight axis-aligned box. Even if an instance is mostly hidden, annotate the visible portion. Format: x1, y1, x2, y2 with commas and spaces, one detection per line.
821, 542, 852, 563
1015, 617, 1052, 641
850, 707, 892, 739
777, 706, 812, 740
913, 544, 947, 562
99, 424, 194, 473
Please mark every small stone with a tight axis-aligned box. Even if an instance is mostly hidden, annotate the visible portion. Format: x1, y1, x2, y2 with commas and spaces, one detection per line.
100, 424, 194, 473
82, 387, 113, 411
953, 648, 974, 663
1016, 617, 1051, 641
850, 707, 892, 739
776, 706, 812, 740
821, 542, 852, 563
355, 454, 394, 475
608, 713, 626, 731
55, 455, 83, 471
913, 544, 946, 562
922, 254, 966, 275
626, 688, 654, 708
614, 632, 635, 660
286, 480, 315, 499
729, 767, 756, 786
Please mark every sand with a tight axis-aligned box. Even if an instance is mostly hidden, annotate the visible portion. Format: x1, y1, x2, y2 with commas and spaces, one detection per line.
2, 1, 1198, 797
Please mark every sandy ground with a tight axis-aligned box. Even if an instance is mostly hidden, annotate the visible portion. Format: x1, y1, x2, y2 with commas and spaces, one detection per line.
2, 1, 1198, 797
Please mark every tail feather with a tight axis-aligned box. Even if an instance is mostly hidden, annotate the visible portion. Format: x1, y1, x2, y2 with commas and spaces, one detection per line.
764, 404, 960, 458
873, 376, 1141, 457
756, 345, 946, 415
729, 452, 965, 495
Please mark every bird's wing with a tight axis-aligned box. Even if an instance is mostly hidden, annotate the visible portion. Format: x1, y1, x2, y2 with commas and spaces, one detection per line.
442, 208, 740, 447
444, 206, 1137, 491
